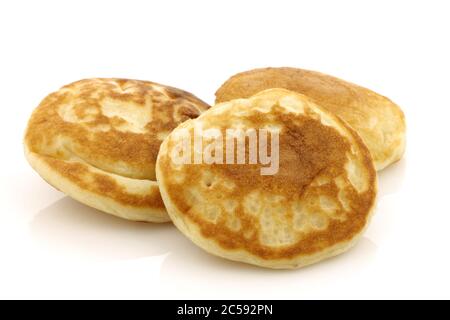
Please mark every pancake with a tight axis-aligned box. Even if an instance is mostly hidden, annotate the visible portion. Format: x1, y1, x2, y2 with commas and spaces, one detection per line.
24, 78, 210, 222
156, 88, 377, 268
215, 67, 406, 171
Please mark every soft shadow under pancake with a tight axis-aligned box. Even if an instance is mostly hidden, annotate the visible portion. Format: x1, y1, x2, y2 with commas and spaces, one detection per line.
31, 197, 175, 260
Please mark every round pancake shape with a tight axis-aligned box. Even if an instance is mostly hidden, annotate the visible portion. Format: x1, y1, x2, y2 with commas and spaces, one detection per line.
215, 67, 406, 171
156, 88, 377, 268
24, 78, 210, 222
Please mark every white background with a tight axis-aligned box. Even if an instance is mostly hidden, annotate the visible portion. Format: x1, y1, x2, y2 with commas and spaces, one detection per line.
0, 0, 449, 299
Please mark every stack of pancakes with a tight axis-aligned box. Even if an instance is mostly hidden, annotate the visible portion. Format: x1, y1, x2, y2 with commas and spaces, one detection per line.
25, 68, 405, 269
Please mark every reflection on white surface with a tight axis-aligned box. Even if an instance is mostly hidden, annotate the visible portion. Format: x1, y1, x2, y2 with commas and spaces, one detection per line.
377, 157, 407, 198
158, 236, 378, 299
31, 197, 174, 261
29, 194, 379, 298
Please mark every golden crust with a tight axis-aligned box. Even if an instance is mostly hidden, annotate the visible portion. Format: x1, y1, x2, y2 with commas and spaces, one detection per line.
156, 89, 377, 268
24, 78, 210, 222
215, 67, 406, 171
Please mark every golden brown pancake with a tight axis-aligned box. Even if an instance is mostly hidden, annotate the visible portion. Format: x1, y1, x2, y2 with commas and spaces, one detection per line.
24, 78, 210, 222
156, 89, 377, 268
215, 67, 406, 171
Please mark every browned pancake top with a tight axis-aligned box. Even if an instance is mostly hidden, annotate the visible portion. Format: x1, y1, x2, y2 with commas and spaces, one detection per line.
25, 78, 210, 207
215, 67, 406, 169
158, 89, 377, 260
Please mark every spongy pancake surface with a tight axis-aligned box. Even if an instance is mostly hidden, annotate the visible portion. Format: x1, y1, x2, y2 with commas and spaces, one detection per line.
156, 88, 377, 268
215, 67, 406, 171
25, 78, 210, 222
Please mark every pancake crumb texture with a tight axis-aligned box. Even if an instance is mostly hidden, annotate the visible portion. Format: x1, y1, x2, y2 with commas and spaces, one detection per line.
157, 89, 377, 268
25, 78, 209, 222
